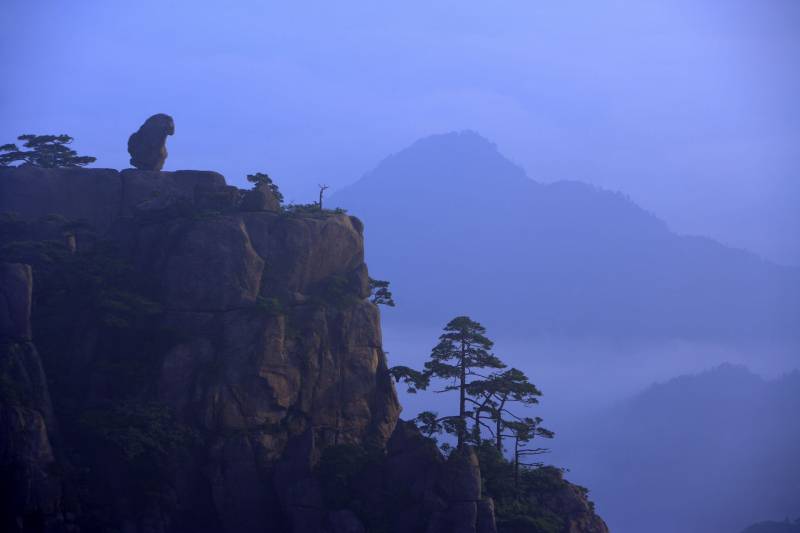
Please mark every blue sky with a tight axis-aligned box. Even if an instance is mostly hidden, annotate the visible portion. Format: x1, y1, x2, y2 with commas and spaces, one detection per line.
2, 0, 798, 263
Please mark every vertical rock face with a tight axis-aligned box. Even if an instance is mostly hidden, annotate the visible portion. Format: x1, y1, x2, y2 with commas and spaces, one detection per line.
0, 264, 33, 340
0, 264, 66, 533
0, 166, 401, 532
0, 166, 121, 232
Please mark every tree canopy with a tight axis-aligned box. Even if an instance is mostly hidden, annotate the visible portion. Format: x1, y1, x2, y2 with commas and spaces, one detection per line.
246, 172, 284, 204
369, 278, 395, 307
467, 367, 542, 451
389, 315, 552, 458
0, 134, 96, 168
424, 316, 505, 446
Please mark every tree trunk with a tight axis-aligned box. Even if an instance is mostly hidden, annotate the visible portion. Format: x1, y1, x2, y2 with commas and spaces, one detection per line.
514, 436, 520, 492
495, 397, 507, 451
458, 338, 466, 448
474, 408, 481, 444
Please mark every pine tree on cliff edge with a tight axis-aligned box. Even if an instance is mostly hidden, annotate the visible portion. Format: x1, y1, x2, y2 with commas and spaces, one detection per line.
425, 316, 505, 447
0, 134, 96, 168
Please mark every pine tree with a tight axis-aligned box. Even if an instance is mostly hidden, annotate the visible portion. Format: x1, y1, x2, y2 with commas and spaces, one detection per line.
0, 134, 96, 168
246, 172, 284, 203
466, 367, 542, 449
504, 416, 554, 490
369, 278, 395, 307
424, 316, 505, 447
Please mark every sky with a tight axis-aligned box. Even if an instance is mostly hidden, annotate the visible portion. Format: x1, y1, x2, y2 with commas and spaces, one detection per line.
2, 0, 798, 264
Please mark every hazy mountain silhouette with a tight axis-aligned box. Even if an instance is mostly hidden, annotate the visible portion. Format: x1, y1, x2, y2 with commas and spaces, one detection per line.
331, 131, 800, 340
741, 520, 800, 533
556, 364, 800, 533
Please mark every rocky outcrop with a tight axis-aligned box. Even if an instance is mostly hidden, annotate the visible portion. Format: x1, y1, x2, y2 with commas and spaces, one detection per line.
0, 166, 607, 533
326, 420, 497, 533
0, 264, 68, 533
127, 113, 175, 171
0, 166, 400, 532
0, 264, 33, 340
241, 182, 281, 212
0, 166, 120, 232
0, 166, 227, 238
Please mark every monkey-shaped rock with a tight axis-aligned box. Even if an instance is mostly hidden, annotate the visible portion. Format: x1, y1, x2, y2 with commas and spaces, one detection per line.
127, 113, 175, 170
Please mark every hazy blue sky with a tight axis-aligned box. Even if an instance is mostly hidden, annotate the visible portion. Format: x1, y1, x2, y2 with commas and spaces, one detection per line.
2, 0, 798, 263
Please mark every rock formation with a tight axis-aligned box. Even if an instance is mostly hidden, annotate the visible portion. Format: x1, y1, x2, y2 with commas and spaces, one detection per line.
0, 263, 70, 533
0, 164, 607, 533
127, 113, 175, 170
241, 182, 281, 212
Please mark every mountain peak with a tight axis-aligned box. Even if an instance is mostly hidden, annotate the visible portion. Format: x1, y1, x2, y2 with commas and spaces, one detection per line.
407, 130, 498, 153
351, 130, 532, 191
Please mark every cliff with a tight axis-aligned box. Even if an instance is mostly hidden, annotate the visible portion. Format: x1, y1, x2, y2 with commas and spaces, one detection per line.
0, 165, 607, 533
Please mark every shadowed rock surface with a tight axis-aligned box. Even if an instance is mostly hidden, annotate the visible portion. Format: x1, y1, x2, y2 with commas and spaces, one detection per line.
0, 263, 69, 533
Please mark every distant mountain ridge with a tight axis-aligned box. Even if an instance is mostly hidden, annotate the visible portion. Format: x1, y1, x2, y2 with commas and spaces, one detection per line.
331, 131, 800, 340
741, 520, 800, 533
556, 364, 800, 533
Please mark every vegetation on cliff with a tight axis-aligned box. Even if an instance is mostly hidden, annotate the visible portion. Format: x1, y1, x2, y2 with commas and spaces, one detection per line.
0, 134, 96, 168
385, 315, 592, 532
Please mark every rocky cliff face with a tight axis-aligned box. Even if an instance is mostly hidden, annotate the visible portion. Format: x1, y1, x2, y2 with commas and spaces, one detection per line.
0, 263, 67, 532
0, 165, 607, 533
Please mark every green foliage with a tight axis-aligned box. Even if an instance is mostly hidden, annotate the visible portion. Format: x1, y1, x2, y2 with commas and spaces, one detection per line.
424, 316, 505, 446
256, 295, 284, 316
474, 443, 575, 532
468, 367, 544, 450
397, 315, 549, 462
369, 277, 395, 307
389, 365, 429, 393
413, 410, 444, 438
468, 368, 542, 410
310, 274, 358, 310
316, 443, 421, 533
0, 232, 161, 331
246, 172, 284, 203
79, 401, 194, 462
425, 316, 504, 386
283, 203, 348, 217
0, 134, 96, 168
410, 410, 463, 444
495, 511, 564, 533
476, 441, 516, 496
316, 443, 383, 509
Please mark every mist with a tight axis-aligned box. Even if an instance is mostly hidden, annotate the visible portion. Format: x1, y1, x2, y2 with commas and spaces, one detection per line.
3, 0, 799, 264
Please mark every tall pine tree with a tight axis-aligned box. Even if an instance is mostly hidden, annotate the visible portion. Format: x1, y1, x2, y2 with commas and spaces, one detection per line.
424, 316, 505, 447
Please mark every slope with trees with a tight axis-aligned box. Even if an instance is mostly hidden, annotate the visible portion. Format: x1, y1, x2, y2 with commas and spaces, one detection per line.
386, 314, 593, 531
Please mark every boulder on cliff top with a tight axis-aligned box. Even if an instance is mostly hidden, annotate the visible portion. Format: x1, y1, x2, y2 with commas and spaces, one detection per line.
127, 113, 175, 171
